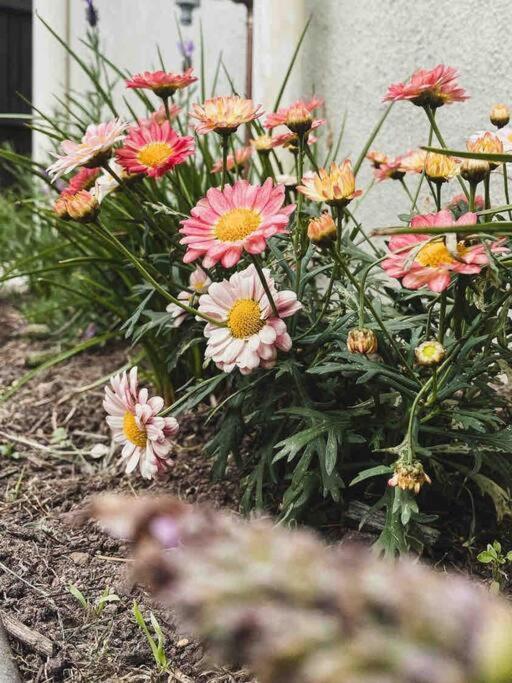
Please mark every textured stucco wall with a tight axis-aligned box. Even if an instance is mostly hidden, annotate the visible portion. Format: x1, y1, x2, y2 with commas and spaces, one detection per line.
302, 0, 512, 230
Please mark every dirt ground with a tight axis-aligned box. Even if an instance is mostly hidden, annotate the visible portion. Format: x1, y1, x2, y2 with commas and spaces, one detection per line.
0, 301, 252, 682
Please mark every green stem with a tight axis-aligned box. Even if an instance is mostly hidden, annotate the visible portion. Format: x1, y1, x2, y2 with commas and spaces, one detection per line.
399, 177, 416, 208
503, 163, 512, 220
249, 254, 279, 317
423, 106, 469, 200
330, 247, 417, 380
294, 133, 306, 295
94, 220, 225, 327
221, 133, 230, 190
484, 173, 491, 210
469, 181, 477, 212
434, 181, 442, 211
438, 290, 446, 343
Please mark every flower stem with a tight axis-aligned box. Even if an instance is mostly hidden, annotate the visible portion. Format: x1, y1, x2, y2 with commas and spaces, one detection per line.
503, 163, 512, 220
294, 133, 306, 295
484, 173, 491, 210
249, 254, 279, 317
423, 106, 469, 200
94, 220, 225, 327
469, 180, 477, 212
221, 133, 230, 190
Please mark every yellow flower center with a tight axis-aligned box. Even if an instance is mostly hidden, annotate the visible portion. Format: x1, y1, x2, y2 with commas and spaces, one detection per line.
421, 343, 438, 359
227, 299, 264, 338
214, 208, 261, 242
137, 141, 173, 168
123, 411, 147, 448
415, 241, 468, 268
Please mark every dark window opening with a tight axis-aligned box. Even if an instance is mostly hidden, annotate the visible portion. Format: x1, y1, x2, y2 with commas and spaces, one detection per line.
0, 0, 32, 188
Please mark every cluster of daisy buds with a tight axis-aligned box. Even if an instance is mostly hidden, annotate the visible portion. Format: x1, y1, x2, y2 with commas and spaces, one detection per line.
85, 495, 512, 683
388, 459, 432, 494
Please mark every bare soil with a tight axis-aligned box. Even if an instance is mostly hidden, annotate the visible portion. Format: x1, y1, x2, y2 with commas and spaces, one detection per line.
0, 301, 251, 682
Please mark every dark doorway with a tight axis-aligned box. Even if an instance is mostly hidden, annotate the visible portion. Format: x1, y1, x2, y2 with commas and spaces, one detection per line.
0, 0, 32, 188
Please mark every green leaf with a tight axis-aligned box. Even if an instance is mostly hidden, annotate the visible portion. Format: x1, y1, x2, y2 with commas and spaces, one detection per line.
325, 428, 338, 476
350, 465, 393, 487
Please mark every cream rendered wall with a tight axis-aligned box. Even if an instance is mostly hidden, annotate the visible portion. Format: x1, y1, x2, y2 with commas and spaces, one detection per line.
303, 0, 512, 230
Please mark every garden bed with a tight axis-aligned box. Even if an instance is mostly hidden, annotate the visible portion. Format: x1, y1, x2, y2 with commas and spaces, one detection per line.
1, 298, 511, 681
0, 302, 249, 682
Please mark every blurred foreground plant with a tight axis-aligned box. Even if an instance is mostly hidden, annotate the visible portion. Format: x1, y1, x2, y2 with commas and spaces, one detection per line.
83, 494, 512, 683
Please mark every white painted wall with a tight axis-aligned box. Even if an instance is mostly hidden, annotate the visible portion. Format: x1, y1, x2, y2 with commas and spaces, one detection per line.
33, 0, 512, 229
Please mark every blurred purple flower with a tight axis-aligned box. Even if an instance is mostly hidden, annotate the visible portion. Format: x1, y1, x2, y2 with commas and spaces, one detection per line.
178, 40, 194, 59
85, 0, 98, 28
178, 40, 194, 70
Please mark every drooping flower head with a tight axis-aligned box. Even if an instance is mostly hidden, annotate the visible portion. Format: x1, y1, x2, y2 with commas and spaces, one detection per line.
197, 264, 302, 374
424, 152, 460, 183
297, 160, 362, 206
116, 121, 195, 178
190, 96, 263, 135
103, 367, 179, 480
467, 131, 503, 169
180, 178, 295, 268
47, 119, 128, 180
53, 189, 99, 222
126, 69, 197, 98
388, 460, 432, 494
65, 166, 101, 193
265, 96, 325, 135
211, 146, 252, 174
384, 65, 468, 108
381, 210, 508, 292
166, 266, 211, 328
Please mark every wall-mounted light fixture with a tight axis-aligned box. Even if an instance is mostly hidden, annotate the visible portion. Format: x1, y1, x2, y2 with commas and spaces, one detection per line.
175, 0, 253, 102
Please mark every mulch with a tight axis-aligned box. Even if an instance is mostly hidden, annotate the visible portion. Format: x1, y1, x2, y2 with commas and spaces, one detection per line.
0, 300, 251, 682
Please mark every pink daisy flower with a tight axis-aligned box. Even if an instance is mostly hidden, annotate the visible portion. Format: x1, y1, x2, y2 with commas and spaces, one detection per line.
103, 367, 179, 480
211, 146, 252, 174
166, 266, 212, 327
198, 264, 302, 374
139, 103, 182, 127
383, 65, 468, 108
264, 96, 325, 133
190, 96, 263, 135
47, 119, 128, 180
126, 69, 197, 97
179, 178, 295, 268
116, 121, 195, 178
66, 167, 101, 193
381, 210, 507, 292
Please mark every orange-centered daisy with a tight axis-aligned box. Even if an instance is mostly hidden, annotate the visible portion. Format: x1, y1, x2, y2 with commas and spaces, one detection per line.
190, 95, 263, 135
116, 121, 195, 178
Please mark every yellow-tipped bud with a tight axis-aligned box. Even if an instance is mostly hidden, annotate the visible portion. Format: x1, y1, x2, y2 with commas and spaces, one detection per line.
415, 340, 446, 367
425, 153, 459, 183
347, 327, 378, 355
388, 460, 432, 494
307, 211, 337, 248
460, 158, 490, 184
490, 103, 510, 129
285, 103, 313, 136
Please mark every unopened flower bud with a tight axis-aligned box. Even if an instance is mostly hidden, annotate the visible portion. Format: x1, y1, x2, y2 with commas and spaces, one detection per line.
285, 104, 313, 136
65, 190, 99, 223
425, 153, 459, 183
366, 150, 388, 169
467, 132, 503, 170
250, 134, 274, 155
388, 459, 432, 494
460, 158, 490, 184
490, 103, 510, 129
347, 327, 378, 355
307, 211, 337, 248
415, 340, 446, 367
